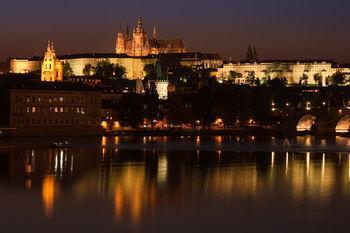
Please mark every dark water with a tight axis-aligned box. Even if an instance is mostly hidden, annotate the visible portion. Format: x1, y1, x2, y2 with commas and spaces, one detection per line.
1, 136, 350, 233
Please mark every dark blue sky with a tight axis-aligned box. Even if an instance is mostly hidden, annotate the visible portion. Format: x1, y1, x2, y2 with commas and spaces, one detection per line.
1, 0, 350, 62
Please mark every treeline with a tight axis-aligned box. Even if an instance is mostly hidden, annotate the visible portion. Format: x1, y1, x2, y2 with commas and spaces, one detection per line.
115, 84, 350, 129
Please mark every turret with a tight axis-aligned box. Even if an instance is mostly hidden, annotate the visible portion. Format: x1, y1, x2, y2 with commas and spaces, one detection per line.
116, 32, 126, 54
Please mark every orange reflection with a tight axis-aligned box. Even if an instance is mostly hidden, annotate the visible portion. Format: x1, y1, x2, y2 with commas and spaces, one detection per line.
214, 136, 223, 145
101, 136, 108, 146
113, 165, 157, 227
42, 175, 57, 218
114, 136, 120, 145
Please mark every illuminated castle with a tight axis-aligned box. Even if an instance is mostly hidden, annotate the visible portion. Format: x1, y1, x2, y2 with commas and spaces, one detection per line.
41, 41, 63, 82
116, 15, 187, 56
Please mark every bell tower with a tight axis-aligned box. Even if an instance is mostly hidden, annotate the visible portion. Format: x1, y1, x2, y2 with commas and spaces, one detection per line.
41, 41, 63, 82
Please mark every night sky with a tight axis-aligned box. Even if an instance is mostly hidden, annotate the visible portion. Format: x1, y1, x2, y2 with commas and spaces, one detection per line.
1, 0, 350, 62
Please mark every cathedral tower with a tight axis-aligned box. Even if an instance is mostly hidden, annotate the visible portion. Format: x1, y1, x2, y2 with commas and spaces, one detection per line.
41, 41, 63, 82
116, 32, 126, 54
132, 15, 149, 56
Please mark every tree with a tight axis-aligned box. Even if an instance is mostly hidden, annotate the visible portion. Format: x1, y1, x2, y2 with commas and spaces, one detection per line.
331, 72, 345, 86
118, 93, 145, 129
114, 64, 126, 79
95, 60, 115, 78
191, 87, 216, 129
267, 78, 286, 89
63, 63, 73, 77
313, 74, 322, 86
247, 71, 256, 86
228, 71, 242, 83
144, 64, 156, 80
300, 74, 309, 86
143, 94, 161, 126
83, 64, 93, 76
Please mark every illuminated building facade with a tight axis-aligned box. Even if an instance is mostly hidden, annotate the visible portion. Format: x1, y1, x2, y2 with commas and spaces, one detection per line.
7, 82, 102, 136
217, 60, 350, 86
9, 53, 223, 80
41, 41, 63, 82
116, 15, 187, 56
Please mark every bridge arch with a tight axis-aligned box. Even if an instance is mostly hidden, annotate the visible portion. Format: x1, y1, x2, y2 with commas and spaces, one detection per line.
336, 115, 350, 133
296, 115, 317, 132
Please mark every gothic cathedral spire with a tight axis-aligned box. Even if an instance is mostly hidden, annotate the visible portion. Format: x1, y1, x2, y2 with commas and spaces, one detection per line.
153, 25, 157, 39
136, 14, 143, 32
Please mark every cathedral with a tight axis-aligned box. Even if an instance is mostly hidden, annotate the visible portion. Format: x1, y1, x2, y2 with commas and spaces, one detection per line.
116, 15, 187, 57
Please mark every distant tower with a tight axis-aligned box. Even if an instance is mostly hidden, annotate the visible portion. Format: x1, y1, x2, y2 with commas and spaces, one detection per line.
132, 15, 149, 56
246, 45, 254, 62
153, 25, 157, 39
155, 60, 168, 100
116, 31, 126, 54
41, 41, 63, 82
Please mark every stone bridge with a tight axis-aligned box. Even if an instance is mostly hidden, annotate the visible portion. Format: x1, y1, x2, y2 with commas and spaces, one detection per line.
296, 113, 350, 134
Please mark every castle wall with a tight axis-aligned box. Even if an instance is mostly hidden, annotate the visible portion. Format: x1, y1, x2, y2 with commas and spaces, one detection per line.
60, 57, 156, 79
10, 59, 41, 74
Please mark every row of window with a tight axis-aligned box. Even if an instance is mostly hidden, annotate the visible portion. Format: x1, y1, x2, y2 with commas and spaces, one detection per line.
14, 96, 98, 105
12, 118, 100, 126
13, 106, 99, 116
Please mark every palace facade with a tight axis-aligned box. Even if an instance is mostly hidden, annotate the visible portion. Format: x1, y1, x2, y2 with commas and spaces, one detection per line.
116, 15, 187, 56
216, 60, 350, 86
9, 52, 222, 80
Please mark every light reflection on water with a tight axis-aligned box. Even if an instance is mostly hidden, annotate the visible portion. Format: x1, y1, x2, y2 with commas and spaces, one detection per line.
1, 136, 350, 232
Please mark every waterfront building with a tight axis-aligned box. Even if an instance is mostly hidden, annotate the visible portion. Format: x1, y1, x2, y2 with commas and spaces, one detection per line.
116, 15, 187, 56
41, 41, 63, 82
4, 82, 102, 136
